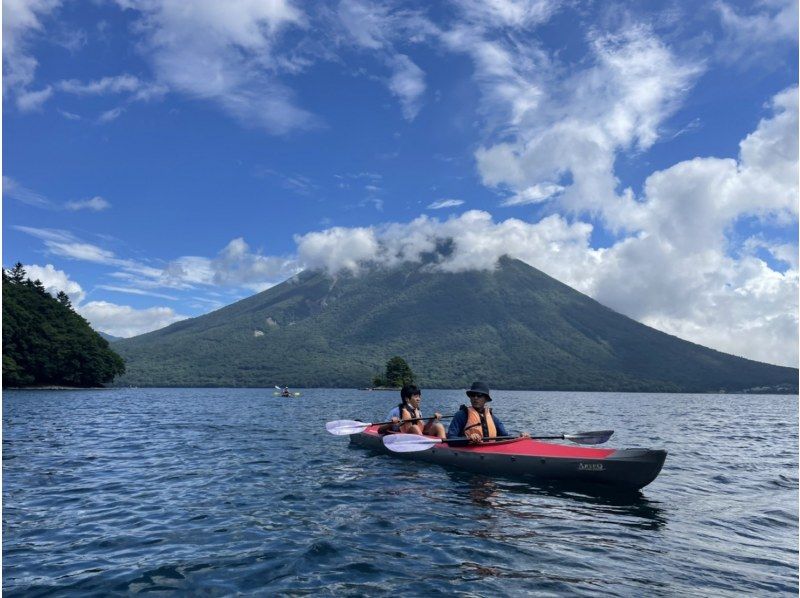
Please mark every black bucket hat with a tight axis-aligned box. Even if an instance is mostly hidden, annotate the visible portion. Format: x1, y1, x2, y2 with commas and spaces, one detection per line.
466, 381, 492, 401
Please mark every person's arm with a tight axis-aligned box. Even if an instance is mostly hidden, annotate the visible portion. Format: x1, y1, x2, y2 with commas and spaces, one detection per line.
378, 407, 400, 434
447, 411, 466, 439
492, 413, 510, 437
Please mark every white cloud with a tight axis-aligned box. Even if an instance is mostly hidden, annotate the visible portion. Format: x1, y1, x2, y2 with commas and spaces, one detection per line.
716, 0, 798, 64
3, 177, 52, 208
58, 109, 81, 120
65, 196, 111, 211
98, 107, 125, 123
15, 85, 53, 111
14, 226, 141, 270
58, 74, 167, 101
427, 199, 465, 209
126, 0, 316, 134
337, 0, 392, 49
474, 26, 703, 226
441, 22, 549, 129
337, 0, 433, 120
388, 54, 425, 121
52, 242, 118, 263
453, 0, 562, 28
501, 183, 564, 206
210, 237, 301, 286
288, 87, 797, 366
78, 301, 188, 338
2, 0, 62, 97
96, 285, 178, 300
24, 263, 86, 304
295, 226, 380, 273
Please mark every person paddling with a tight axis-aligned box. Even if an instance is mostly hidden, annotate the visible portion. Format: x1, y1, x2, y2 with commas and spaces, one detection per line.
447, 381, 528, 444
380, 384, 446, 439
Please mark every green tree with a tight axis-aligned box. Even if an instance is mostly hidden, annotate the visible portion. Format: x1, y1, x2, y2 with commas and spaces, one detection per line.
384, 356, 414, 387
56, 290, 72, 309
2, 268, 125, 387
8, 262, 26, 284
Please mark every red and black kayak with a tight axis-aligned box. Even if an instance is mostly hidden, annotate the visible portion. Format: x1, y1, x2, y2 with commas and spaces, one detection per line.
350, 425, 667, 491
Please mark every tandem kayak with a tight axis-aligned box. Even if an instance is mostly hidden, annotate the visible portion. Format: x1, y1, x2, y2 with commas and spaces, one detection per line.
350, 425, 666, 491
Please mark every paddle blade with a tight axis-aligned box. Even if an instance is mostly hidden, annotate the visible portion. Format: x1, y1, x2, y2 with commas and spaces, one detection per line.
383, 433, 442, 453
325, 420, 370, 436
564, 430, 614, 445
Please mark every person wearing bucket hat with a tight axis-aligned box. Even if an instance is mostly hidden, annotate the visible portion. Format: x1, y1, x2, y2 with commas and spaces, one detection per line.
447, 381, 528, 444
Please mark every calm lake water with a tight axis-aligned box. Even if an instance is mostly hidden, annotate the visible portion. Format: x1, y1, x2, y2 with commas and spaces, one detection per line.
3, 388, 798, 596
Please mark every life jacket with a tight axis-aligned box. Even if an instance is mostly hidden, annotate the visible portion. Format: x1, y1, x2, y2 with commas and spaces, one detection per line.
461, 404, 497, 439
396, 402, 422, 432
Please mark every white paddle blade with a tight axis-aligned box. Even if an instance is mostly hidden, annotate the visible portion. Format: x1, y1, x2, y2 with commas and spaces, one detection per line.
325, 420, 370, 436
382, 433, 442, 453
564, 430, 614, 445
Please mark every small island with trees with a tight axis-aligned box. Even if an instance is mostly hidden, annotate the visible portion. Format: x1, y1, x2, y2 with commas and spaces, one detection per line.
3, 262, 126, 388
369, 356, 415, 390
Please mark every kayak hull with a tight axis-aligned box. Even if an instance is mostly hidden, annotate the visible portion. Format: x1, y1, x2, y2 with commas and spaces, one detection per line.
350, 426, 666, 491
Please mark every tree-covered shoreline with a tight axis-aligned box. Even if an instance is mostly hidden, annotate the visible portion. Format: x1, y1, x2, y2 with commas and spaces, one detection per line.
3, 263, 126, 388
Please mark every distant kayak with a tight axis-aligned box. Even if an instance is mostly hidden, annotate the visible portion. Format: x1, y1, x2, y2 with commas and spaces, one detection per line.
274, 391, 301, 397
350, 425, 666, 491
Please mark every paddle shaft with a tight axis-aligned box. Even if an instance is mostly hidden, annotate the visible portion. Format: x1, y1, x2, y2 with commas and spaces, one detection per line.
367, 415, 454, 427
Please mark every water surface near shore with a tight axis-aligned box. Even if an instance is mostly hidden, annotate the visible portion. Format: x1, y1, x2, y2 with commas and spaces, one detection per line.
3, 388, 797, 596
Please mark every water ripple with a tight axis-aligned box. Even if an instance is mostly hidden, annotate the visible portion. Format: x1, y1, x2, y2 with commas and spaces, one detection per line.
3, 388, 797, 596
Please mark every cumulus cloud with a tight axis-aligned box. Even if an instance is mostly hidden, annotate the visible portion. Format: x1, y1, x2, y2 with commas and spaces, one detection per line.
65, 196, 111, 211
78, 301, 188, 338
9, 263, 186, 337
289, 87, 797, 366
474, 25, 703, 225
210, 237, 301, 287
24, 263, 86, 304
156, 238, 301, 291
296, 226, 380, 273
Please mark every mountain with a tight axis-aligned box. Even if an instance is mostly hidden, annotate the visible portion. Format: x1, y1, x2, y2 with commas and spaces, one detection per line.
113, 257, 798, 392
99, 332, 123, 343
3, 272, 126, 387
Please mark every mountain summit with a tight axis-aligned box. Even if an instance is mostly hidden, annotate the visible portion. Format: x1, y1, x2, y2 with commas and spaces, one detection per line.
113, 257, 797, 392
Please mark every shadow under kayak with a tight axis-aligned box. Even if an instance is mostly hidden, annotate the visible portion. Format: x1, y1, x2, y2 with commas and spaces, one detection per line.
350, 425, 666, 491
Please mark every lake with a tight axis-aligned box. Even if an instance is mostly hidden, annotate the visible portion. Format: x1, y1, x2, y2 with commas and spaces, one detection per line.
3, 388, 797, 596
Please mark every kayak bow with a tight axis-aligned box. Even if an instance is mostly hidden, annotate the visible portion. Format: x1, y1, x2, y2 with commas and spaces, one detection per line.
349, 425, 666, 491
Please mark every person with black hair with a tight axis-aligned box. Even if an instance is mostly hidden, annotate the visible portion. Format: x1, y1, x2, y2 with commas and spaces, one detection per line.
379, 384, 446, 438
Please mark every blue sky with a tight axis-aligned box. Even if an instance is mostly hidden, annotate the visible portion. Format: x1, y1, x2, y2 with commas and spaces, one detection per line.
3, 0, 798, 367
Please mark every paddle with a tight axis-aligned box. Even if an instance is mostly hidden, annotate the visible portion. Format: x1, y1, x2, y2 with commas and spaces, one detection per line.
382, 429, 615, 453
326, 416, 454, 436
